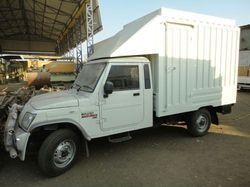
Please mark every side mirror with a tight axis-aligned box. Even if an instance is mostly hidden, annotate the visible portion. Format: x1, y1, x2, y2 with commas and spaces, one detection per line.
104, 81, 114, 98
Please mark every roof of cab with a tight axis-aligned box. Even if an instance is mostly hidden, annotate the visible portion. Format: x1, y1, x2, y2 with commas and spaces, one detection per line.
89, 56, 150, 64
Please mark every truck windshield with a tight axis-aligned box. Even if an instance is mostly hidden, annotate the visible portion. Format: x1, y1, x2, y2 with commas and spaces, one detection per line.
73, 63, 106, 93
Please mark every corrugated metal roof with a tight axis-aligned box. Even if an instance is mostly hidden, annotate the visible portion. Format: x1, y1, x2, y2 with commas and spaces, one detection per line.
0, 0, 102, 55
240, 24, 250, 29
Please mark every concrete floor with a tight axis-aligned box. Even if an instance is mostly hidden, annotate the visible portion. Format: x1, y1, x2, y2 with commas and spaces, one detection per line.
0, 91, 250, 187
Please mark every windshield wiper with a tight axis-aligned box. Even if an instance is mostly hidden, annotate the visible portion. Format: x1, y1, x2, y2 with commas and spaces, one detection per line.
80, 85, 93, 92
73, 83, 93, 92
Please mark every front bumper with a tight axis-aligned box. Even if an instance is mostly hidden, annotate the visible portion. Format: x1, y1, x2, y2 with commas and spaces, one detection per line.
4, 104, 30, 161
5, 126, 30, 161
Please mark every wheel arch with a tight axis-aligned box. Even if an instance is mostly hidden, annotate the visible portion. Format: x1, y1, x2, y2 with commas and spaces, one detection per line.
199, 106, 219, 125
30, 120, 90, 140
24, 121, 89, 160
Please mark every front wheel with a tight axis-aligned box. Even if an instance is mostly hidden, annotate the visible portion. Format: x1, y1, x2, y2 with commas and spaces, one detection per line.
38, 129, 80, 177
187, 109, 211, 137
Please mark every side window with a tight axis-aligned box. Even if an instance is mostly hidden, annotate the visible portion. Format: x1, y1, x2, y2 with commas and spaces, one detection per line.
107, 65, 139, 91
144, 64, 151, 89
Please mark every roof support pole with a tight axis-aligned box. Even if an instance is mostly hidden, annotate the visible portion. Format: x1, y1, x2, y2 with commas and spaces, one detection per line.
75, 17, 83, 74
86, 0, 94, 58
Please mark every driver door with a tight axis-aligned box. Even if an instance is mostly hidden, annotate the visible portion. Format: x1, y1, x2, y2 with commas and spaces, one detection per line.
101, 64, 143, 130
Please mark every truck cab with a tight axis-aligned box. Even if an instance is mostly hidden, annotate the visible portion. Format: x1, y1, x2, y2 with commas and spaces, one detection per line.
71, 57, 153, 138
4, 57, 154, 176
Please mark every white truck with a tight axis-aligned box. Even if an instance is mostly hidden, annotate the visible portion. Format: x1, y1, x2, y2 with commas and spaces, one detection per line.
4, 8, 240, 177
238, 50, 250, 90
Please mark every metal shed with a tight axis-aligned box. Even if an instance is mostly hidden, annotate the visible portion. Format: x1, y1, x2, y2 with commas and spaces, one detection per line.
0, 0, 102, 56
240, 24, 250, 51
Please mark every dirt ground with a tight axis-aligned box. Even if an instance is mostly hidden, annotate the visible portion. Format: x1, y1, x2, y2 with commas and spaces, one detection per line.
0, 91, 249, 187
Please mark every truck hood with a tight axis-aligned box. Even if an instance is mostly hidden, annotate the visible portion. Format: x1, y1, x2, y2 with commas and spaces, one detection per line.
30, 90, 79, 110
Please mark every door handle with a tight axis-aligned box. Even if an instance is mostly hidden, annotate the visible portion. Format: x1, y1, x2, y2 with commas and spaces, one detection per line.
133, 93, 140, 96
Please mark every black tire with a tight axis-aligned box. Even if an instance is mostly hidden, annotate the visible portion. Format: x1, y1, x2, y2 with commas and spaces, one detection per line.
187, 109, 211, 137
38, 129, 80, 177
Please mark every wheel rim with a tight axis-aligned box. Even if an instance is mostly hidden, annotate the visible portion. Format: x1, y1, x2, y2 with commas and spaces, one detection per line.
53, 139, 76, 168
195, 114, 208, 132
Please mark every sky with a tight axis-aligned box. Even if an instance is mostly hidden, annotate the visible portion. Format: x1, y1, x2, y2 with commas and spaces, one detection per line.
93, 0, 250, 43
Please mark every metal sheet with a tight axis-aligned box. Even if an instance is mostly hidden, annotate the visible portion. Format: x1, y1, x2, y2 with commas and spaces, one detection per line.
0, 0, 102, 55
46, 62, 75, 73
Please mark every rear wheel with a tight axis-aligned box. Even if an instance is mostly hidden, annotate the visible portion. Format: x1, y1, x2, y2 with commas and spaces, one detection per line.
38, 129, 80, 177
187, 109, 211, 137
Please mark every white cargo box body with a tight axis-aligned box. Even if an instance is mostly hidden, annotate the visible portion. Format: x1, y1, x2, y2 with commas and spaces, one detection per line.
90, 8, 240, 117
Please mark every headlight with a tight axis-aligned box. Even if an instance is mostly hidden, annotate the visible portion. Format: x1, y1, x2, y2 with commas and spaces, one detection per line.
21, 112, 36, 130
